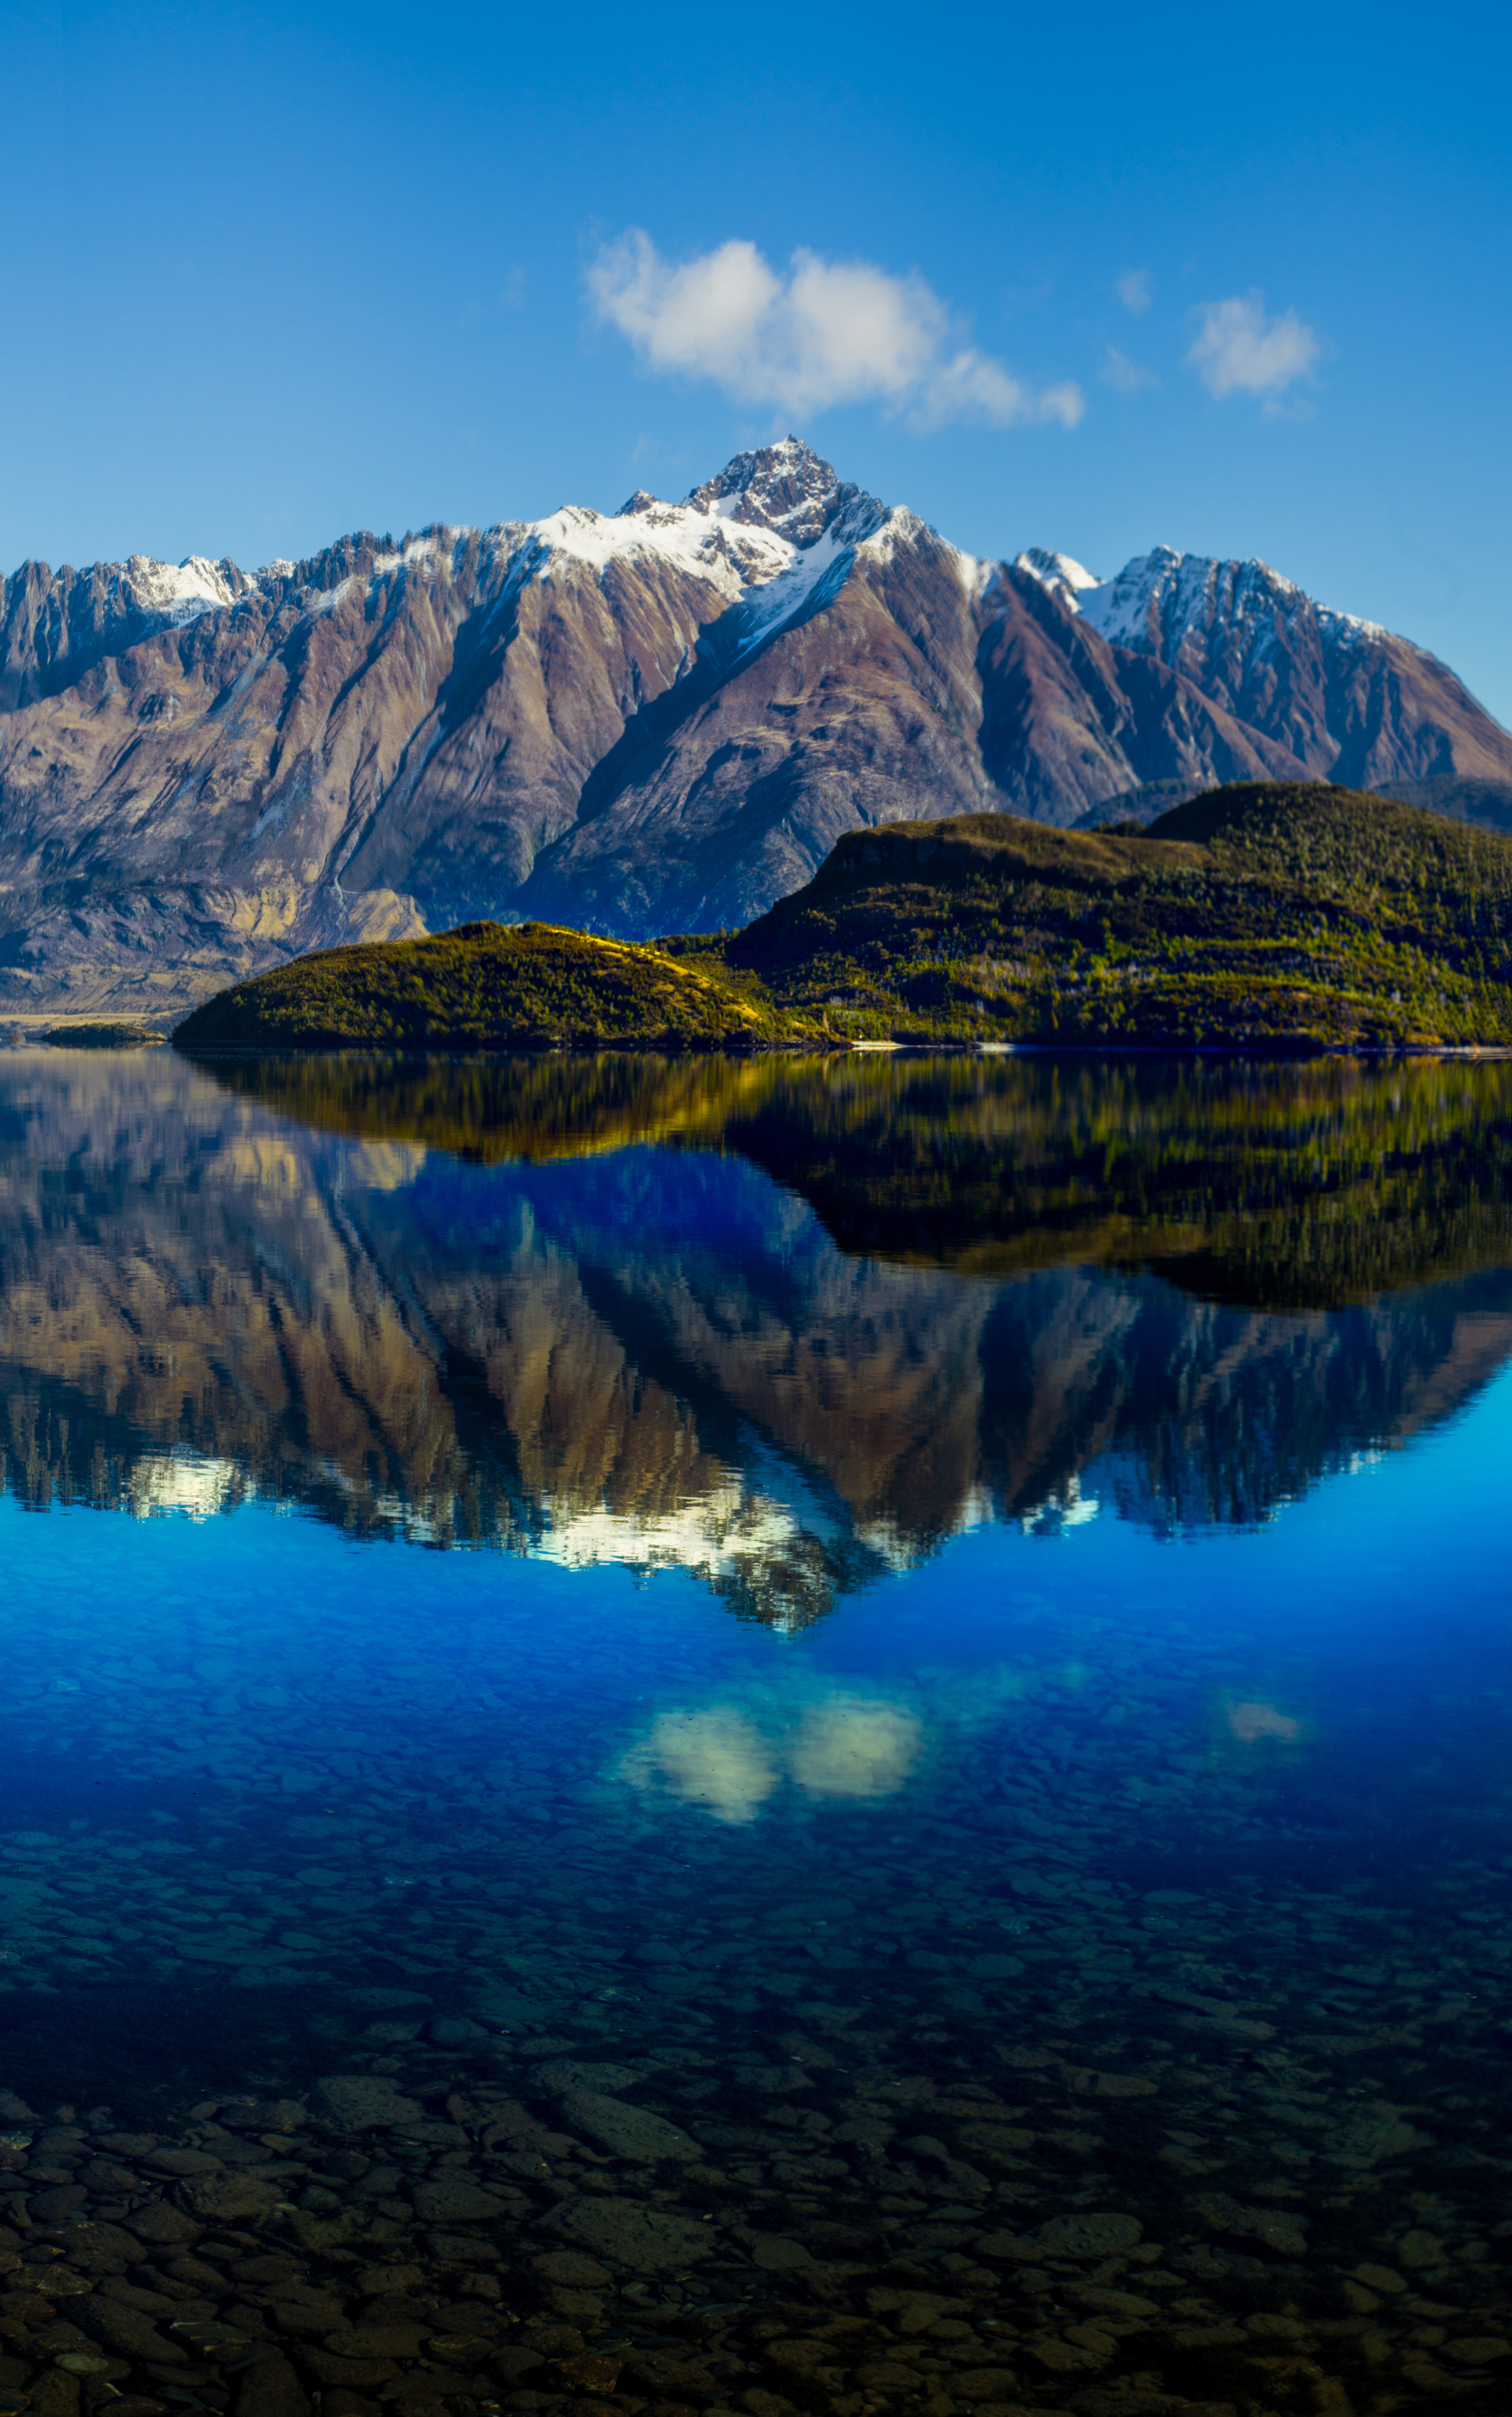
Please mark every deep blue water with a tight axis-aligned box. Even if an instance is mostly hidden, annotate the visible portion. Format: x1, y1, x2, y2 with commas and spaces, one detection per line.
2, 1046, 1511, 2408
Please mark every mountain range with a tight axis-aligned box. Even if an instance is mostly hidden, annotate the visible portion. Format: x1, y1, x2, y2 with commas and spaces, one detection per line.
4, 437, 1511, 1015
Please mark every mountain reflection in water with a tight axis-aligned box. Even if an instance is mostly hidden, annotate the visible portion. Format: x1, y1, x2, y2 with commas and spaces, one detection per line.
3, 1048, 1511, 1623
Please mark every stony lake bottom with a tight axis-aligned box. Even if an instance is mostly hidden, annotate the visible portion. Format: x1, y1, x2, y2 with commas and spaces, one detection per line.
2, 1050, 1511, 2417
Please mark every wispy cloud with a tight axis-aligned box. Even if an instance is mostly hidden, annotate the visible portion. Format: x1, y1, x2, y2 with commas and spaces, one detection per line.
1116, 268, 1152, 315
1187, 291, 1321, 407
587, 230, 1083, 431
1101, 345, 1158, 394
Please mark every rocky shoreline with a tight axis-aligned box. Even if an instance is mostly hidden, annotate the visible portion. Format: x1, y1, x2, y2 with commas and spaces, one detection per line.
3, 2026, 1509, 2417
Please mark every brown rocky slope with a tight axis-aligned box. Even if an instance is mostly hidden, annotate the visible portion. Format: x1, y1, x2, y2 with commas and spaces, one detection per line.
3, 442, 1509, 1013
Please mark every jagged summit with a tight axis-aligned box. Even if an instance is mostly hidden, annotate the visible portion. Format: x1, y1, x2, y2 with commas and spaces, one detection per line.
681, 435, 863, 546
538, 439, 890, 611
616, 436, 885, 553
1015, 547, 1103, 607
1071, 543, 1392, 657
3, 440, 1511, 1015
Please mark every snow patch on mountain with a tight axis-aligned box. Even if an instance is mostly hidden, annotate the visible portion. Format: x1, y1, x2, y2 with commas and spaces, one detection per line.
1069, 544, 1394, 660
731, 524, 852, 661
1315, 600, 1392, 648
369, 536, 446, 580
857, 505, 944, 571
529, 497, 796, 603
123, 553, 243, 626
1016, 547, 1104, 607
525, 440, 898, 671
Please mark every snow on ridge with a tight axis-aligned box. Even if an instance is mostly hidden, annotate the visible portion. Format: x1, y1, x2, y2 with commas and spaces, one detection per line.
1314, 599, 1390, 647
106, 527, 484, 634
856, 503, 936, 567
367, 533, 455, 581
1016, 547, 1104, 605
124, 552, 242, 627
1068, 543, 1396, 657
529, 494, 800, 604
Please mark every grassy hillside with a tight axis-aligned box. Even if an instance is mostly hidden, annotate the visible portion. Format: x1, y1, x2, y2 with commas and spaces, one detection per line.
721, 781, 1512, 1050
1373, 774, 1512, 835
177, 784, 1512, 1054
175, 920, 811, 1053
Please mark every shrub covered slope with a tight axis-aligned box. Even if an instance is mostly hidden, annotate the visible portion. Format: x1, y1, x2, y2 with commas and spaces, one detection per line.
179, 786, 1512, 1053
176, 921, 807, 1052
721, 781, 1512, 1049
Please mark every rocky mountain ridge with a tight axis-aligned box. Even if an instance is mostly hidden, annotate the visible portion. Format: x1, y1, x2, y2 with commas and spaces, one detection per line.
3, 438, 1509, 1013
1020, 540, 1512, 799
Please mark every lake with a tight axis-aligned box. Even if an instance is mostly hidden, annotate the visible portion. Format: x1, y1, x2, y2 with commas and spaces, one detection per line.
1, 1046, 1509, 2417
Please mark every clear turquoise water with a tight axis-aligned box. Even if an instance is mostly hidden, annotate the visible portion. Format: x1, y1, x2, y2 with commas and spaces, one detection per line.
3, 1047, 1511, 2406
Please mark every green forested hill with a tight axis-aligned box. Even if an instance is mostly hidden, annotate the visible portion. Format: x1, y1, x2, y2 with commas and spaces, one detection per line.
177, 785, 1512, 1055
719, 782, 1512, 1049
174, 920, 810, 1051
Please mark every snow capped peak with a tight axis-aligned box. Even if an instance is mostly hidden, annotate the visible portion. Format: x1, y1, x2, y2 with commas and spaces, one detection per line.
123, 552, 243, 626
526, 495, 792, 600
1077, 545, 1301, 647
1015, 546, 1104, 606
611, 437, 885, 552
1062, 544, 1395, 661
525, 441, 890, 641
680, 436, 858, 546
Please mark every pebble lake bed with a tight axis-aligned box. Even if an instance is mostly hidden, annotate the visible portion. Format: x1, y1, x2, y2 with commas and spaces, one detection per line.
2, 1050, 1512, 2417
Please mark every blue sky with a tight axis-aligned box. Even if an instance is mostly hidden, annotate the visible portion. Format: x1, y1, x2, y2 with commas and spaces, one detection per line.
3, 0, 1509, 719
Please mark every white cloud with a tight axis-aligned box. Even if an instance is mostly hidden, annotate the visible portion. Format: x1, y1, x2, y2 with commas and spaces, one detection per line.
1116, 268, 1152, 315
1101, 345, 1158, 394
588, 229, 1083, 432
1187, 291, 1321, 403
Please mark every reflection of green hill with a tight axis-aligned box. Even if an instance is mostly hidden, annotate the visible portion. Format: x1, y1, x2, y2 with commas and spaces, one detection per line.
3, 1051, 1511, 1591
199, 1050, 782, 1162
203, 1049, 1512, 1310
721, 1055, 1512, 1309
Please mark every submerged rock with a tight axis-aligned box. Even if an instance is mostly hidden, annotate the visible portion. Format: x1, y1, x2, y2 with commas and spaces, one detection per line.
550, 2194, 715, 2270
558, 2086, 700, 2162
313, 2078, 425, 2130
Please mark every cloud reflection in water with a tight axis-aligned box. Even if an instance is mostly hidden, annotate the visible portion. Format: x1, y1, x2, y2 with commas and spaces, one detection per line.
789, 1695, 923, 1799
621, 1691, 924, 1823
619, 1708, 780, 1825
1225, 1696, 1304, 1745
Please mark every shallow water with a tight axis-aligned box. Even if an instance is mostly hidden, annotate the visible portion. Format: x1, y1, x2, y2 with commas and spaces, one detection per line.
1, 1048, 1510, 2417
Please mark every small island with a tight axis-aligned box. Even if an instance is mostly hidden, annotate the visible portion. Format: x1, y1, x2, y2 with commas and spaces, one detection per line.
174, 920, 803, 1051
47, 1021, 167, 1049
175, 782, 1512, 1054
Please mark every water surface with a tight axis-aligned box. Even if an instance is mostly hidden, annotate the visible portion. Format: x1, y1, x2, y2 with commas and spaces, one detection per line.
1, 1049, 1509, 2417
